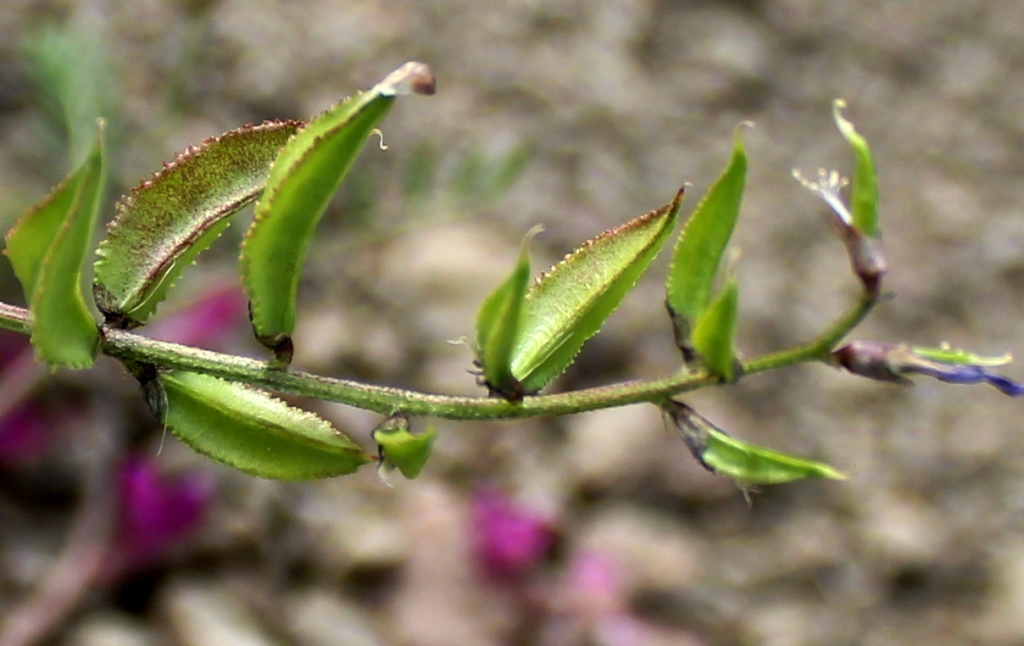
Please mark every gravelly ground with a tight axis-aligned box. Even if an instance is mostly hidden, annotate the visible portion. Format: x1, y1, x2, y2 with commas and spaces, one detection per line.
3, 1, 1024, 645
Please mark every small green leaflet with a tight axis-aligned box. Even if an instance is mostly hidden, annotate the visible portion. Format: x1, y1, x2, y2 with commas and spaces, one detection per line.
508, 188, 684, 393
93, 120, 303, 327
666, 124, 748, 350
160, 370, 372, 480
832, 99, 879, 237
668, 401, 846, 485
241, 62, 436, 367
690, 273, 739, 382
372, 413, 436, 480
474, 226, 541, 400
5, 120, 106, 368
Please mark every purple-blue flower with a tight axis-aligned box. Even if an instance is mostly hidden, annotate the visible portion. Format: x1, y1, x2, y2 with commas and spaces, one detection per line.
834, 340, 1024, 396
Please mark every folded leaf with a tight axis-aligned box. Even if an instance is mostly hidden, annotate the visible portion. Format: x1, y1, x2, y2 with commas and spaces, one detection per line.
160, 370, 372, 480
666, 124, 748, 348
475, 226, 540, 400
668, 401, 846, 485
690, 274, 739, 381
509, 189, 683, 393
241, 61, 436, 366
93, 120, 303, 328
372, 413, 436, 480
5, 121, 106, 368
832, 99, 879, 237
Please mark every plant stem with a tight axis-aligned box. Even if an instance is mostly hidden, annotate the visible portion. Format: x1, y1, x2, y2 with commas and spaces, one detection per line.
0, 295, 873, 421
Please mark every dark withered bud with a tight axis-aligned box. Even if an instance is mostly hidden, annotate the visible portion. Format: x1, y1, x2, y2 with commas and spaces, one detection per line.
832, 340, 908, 383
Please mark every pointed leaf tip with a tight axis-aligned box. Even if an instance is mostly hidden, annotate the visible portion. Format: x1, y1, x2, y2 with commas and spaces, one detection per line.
666, 125, 747, 353
832, 99, 879, 237
475, 225, 542, 401
508, 190, 682, 392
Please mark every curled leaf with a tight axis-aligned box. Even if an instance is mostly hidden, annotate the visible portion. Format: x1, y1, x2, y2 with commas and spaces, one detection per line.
160, 370, 372, 480
666, 124, 748, 354
93, 120, 303, 328
241, 62, 435, 366
509, 189, 683, 393
372, 413, 436, 480
5, 120, 106, 368
475, 226, 541, 401
667, 401, 846, 485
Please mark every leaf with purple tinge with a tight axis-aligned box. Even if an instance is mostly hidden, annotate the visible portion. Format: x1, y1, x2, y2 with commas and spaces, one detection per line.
93, 120, 303, 328
508, 189, 683, 393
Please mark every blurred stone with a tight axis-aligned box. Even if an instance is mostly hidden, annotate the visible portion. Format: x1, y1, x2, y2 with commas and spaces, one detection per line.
292, 483, 409, 576
162, 578, 275, 646
389, 482, 505, 646
577, 504, 703, 593
67, 612, 157, 646
564, 405, 664, 492
859, 491, 946, 566
284, 588, 381, 646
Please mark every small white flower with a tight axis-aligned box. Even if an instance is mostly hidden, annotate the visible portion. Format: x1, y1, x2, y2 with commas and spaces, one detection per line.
792, 167, 853, 226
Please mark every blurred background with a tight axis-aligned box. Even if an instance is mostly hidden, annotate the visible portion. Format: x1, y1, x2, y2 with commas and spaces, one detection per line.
3, 0, 1024, 644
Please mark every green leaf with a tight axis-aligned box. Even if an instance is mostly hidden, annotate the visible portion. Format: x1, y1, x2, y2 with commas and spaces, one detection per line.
832, 99, 879, 237
475, 226, 541, 400
510, 189, 684, 393
690, 274, 739, 381
5, 120, 106, 368
910, 344, 1012, 367
93, 120, 303, 328
669, 401, 845, 485
161, 370, 372, 480
701, 428, 846, 484
241, 62, 435, 365
666, 124, 748, 343
372, 414, 436, 480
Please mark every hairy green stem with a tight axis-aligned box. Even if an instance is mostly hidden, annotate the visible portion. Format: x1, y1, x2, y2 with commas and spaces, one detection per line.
0, 295, 873, 420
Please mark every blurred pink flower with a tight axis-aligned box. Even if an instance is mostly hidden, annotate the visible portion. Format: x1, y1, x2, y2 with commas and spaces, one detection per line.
470, 486, 555, 582
146, 284, 247, 348
0, 401, 51, 464
112, 455, 212, 571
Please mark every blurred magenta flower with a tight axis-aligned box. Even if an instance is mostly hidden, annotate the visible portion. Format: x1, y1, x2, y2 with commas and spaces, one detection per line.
112, 455, 212, 571
470, 486, 555, 582
0, 333, 53, 465
146, 284, 247, 348
834, 340, 1024, 396
0, 401, 51, 464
